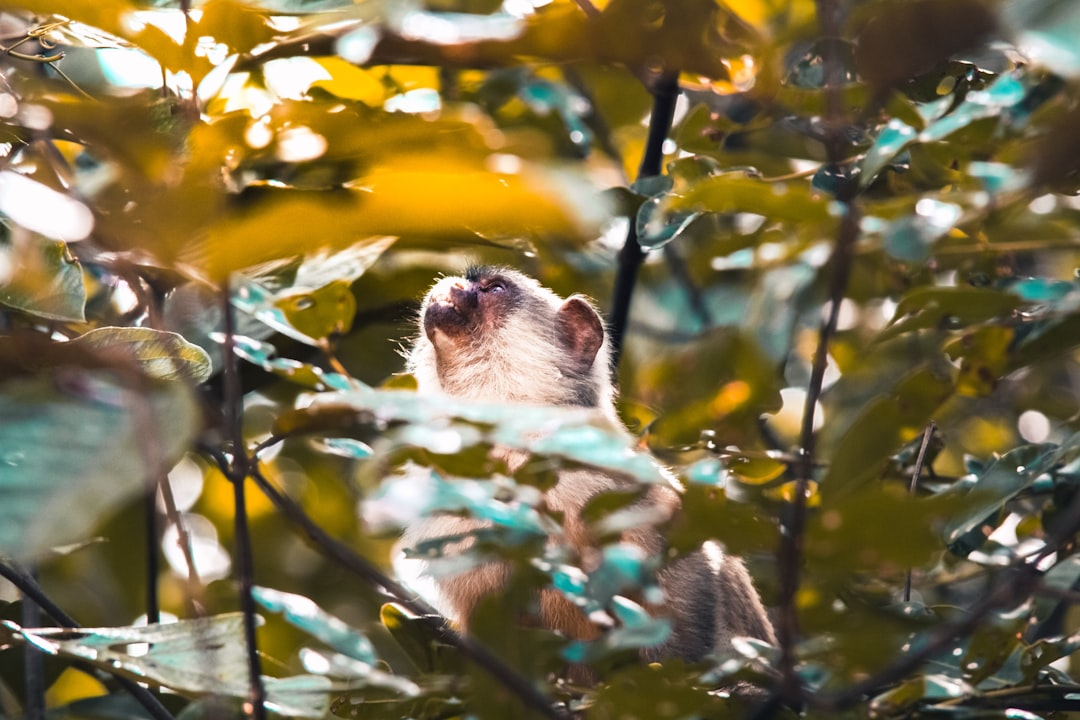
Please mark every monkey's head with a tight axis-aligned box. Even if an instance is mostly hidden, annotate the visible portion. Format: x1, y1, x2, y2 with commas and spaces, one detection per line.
407, 266, 615, 411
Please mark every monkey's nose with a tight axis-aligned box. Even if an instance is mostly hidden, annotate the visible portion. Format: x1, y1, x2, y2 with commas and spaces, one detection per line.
448, 283, 478, 309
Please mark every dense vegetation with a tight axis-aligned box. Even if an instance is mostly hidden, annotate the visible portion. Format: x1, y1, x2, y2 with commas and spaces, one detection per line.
3, 0, 1080, 717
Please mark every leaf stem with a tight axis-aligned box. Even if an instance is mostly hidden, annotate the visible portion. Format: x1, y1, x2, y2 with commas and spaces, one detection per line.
903, 422, 936, 602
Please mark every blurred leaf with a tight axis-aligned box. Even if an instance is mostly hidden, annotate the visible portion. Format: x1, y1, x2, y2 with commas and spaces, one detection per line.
0, 238, 86, 322
854, 0, 997, 93
807, 485, 968, 574
822, 367, 953, 498
945, 325, 1014, 397
274, 281, 357, 343
11, 615, 331, 717
878, 286, 1022, 342
860, 119, 918, 186
298, 648, 421, 696
875, 200, 963, 262
202, 160, 607, 278
636, 328, 783, 449
307, 388, 668, 485
226, 334, 355, 391
197, 0, 275, 54
1004, 0, 1080, 77
253, 586, 378, 664
666, 171, 833, 224
0, 370, 197, 560
70, 327, 213, 383
563, 596, 670, 663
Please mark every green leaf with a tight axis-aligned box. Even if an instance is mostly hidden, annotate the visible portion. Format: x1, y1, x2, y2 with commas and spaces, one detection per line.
0, 371, 197, 560
822, 368, 953, 498
944, 443, 1061, 546
0, 239, 86, 322
877, 287, 1023, 342
70, 327, 213, 383
9, 614, 331, 718
665, 171, 835, 225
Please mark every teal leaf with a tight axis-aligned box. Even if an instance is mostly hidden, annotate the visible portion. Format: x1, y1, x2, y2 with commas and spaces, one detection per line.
562, 596, 671, 663
8, 614, 331, 718
968, 160, 1032, 196
0, 372, 197, 560
71, 327, 213, 383
878, 200, 963, 262
636, 194, 700, 249
861, 119, 917, 187
363, 465, 556, 536
1004, 0, 1080, 77
1009, 277, 1076, 303
309, 388, 668, 485
921, 75, 1027, 143
310, 436, 374, 459
0, 239, 86, 322
298, 648, 421, 696
252, 587, 378, 664
222, 334, 354, 391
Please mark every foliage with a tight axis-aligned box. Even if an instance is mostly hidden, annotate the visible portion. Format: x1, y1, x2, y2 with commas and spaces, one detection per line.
2, 0, 1080, 717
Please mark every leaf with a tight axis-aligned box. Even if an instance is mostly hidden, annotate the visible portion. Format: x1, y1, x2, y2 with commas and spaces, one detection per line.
822, 367, 953, 498
665, 171, 834, 225
9, 614, 331, 718
0, 371, 197, 561
853, 0, 997, 92
877, 286, 1023, 342
70, 327, 213, 383
224, 334, 354, 391
1004, 0, 1080, 77
0, 238, 86, 322
201, 160, 608, 278
944, 443, 1061, 545
252, 586, 378, 664
306, 387, 668, 485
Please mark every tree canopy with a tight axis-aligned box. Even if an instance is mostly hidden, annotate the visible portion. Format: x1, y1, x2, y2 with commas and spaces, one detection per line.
3, 0, 1080, 718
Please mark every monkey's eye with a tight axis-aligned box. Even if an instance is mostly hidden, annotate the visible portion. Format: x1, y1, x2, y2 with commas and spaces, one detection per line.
480, 280, 505, 294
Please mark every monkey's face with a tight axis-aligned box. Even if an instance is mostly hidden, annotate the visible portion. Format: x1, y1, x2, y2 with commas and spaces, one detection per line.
421, 269, 522, 349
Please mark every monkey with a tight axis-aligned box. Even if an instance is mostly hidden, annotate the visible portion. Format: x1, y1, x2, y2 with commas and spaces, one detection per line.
398, 265, 775, 666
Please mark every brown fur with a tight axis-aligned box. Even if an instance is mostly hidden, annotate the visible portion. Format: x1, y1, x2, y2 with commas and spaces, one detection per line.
400, 267, 775, 663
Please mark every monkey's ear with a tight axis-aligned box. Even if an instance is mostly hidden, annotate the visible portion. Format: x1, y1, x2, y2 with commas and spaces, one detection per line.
555, 296, 604, 372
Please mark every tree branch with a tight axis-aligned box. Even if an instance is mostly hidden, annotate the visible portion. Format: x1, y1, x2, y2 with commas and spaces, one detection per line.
220, 286, 267, 720
608, 70, 680, 368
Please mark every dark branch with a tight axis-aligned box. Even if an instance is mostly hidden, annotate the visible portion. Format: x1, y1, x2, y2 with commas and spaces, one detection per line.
773, 0, 859, 707
608, 70, 680, 368
220, 287, 267, 720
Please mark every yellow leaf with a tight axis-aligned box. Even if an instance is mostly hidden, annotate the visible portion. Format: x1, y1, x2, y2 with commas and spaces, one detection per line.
311, 58, 387, 105
200, 157, 607, 279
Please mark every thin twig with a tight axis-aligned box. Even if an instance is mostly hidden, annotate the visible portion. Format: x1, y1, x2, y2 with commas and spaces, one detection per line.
241, 462, 570, 720
0, 563, 177, 720
609, 70, 680, 368
903, 422, 937, 603
220, 285, 267, 720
